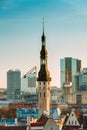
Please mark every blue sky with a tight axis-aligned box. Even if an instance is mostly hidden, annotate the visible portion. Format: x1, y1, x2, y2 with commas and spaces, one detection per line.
0, 0, 87, 88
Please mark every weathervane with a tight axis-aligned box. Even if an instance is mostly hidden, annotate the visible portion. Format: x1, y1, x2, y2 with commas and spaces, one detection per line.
42, 17, 45, 33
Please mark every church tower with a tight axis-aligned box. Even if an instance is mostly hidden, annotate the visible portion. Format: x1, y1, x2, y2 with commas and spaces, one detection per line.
37, 19, 51, 116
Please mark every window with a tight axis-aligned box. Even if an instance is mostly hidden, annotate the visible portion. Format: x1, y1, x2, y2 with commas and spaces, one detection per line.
75, 120, 77, 124
44, 82, 45, 85
72, 121, 73, 124
44, 93, 45, 97
69, 120, 70, 124
40, 93, 41, 97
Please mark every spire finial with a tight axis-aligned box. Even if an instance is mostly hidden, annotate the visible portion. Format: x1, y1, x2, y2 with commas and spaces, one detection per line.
42, 17, 46, 43
42, 17, 45, 34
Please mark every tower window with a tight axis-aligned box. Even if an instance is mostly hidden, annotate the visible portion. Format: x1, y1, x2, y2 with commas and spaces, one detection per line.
40, 93, 41, 97
44, 93, 45, 97
44, 82, 45, 85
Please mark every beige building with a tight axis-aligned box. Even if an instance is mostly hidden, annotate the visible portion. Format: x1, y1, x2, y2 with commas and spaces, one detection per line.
65, 91, 87, 104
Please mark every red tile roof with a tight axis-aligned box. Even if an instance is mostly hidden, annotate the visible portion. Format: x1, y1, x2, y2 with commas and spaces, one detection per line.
31, 122, 44, 126
64, 125, 87, 130
0, 126, 27, 130
37, 114, 48, 124
73, 109, 83, 124
31, 114, 48, 127
73, 109, 80, 119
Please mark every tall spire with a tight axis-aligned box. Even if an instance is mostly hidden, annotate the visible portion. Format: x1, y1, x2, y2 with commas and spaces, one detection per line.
37, 19, 51, 82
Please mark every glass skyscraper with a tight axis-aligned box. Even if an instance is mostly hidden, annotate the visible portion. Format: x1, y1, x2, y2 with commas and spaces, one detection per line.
7, 70, 21, 100
73, 68, 87, 93
60, 57, 81, 90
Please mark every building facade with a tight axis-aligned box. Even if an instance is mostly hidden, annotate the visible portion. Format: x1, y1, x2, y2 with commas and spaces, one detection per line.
21, 66, 37, 94
66, 91, 87, 104
72, 68, 87, 93
37, 21, 51, 116
60, 57, 81, 94
64, 109, 87, 130
31, 114, 59, 130
7, 70, 21, 100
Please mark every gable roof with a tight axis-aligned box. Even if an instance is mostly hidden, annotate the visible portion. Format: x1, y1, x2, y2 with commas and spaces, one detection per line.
64, 109, 83, 126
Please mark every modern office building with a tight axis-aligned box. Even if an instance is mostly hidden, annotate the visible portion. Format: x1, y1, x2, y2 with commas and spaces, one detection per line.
21, 66, 37, 94
7, 70, 21, 100
72, 68, 87, 93
60, 57, 81, 94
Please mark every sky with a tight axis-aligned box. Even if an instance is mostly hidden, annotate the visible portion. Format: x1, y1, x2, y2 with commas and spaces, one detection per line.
0, 0, 87, 88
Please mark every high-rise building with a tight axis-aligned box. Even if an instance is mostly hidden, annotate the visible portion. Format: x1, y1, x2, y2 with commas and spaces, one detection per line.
21, 66, 37, 94
60, 57, 81, 94
37, 20, 51, 116
72, 68, 87, 93
7, 70, 21, 100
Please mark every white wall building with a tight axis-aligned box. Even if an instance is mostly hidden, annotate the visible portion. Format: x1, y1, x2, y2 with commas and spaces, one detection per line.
65, 109, 80, 126
21, 66, 37, 94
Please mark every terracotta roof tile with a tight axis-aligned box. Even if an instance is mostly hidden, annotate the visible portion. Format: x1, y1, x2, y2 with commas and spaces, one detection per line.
31, 114, 48, 127
31, 122, 44, 126
0, 126, 27, 130
37, 114, 48, 124
64, 125, 87, 130
73, 109, 83, 124
73, 110, 80, 119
